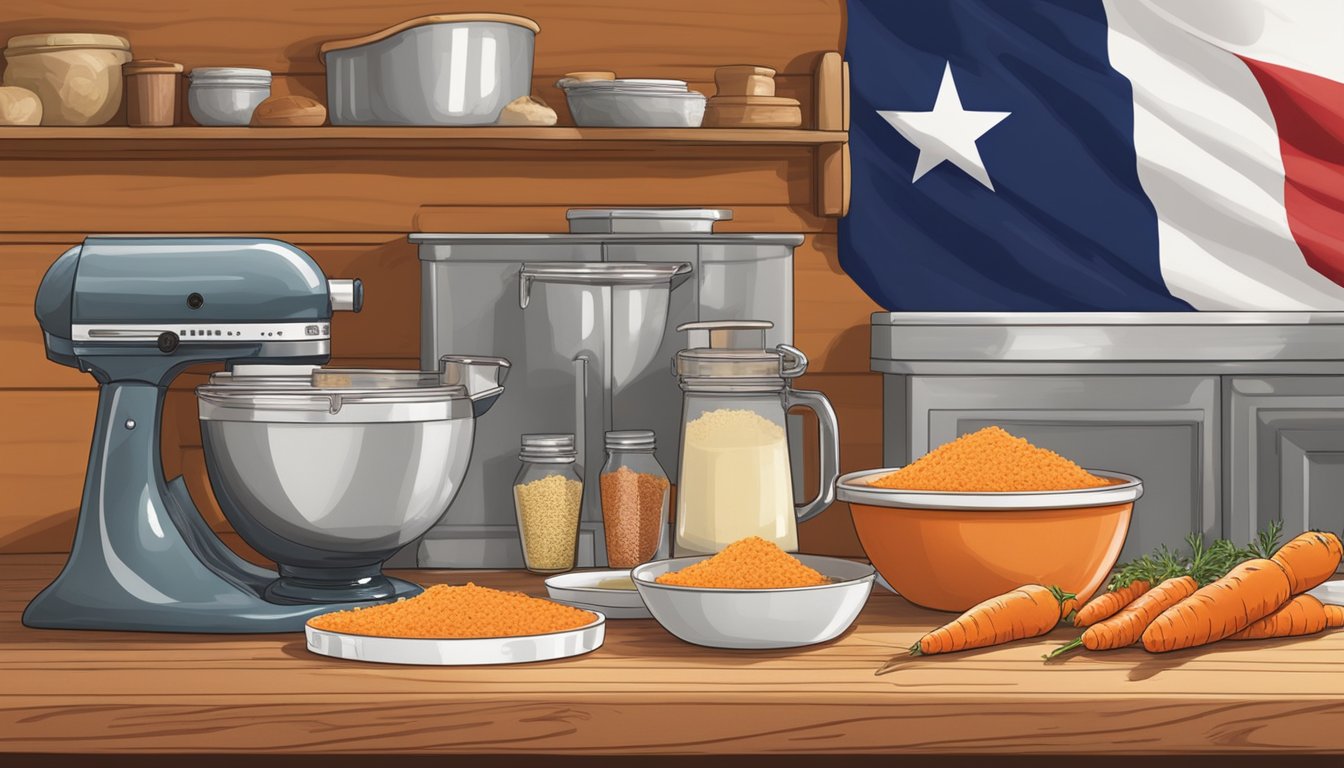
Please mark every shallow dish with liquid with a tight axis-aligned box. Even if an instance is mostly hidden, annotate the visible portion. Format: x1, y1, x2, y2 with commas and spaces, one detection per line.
544, 570, 651, 619
631, 555, 874, 649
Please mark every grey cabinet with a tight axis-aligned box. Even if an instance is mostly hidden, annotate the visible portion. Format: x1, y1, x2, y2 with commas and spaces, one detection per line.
1227, 377, 1344, 542
906, 375, 1219, 560
873, 312, 1344, 555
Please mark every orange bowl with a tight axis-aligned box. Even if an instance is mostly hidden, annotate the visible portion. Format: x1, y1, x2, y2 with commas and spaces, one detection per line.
836, 469, 1141, 612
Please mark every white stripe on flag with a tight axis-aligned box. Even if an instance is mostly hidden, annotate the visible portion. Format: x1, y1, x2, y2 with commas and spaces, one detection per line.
1141, 0, 1344, 84
1104, 0, 1344, 310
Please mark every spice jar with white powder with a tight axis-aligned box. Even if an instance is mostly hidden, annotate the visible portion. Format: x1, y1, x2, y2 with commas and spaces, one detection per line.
672, 321, 839, 556
514, 434, 584, 573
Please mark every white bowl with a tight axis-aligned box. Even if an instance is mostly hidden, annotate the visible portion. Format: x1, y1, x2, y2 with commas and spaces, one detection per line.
545, 569, 651, 619
631, 555, 875, 649
188, 69, 271, 126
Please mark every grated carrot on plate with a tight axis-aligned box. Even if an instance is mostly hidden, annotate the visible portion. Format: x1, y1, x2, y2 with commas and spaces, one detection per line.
869, 426, 1110, 492
307, 583, 596, 639
656, 536, 829, 589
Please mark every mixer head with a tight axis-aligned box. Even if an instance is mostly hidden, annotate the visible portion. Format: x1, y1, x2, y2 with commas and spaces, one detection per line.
34, 236, 362, 383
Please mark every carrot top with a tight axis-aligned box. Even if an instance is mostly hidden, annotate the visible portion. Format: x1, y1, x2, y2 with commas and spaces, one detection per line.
1108, 522, 1286, 593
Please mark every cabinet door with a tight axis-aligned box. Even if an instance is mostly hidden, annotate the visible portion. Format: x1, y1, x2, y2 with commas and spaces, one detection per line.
909, 376, 1219, 560
1227, 377, 1344, 544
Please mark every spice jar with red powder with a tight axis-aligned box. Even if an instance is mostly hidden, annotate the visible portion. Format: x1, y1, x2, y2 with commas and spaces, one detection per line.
599, 430, 670, 568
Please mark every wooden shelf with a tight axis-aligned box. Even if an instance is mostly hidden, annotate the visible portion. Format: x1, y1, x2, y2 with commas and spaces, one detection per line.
0, 126, 847, 156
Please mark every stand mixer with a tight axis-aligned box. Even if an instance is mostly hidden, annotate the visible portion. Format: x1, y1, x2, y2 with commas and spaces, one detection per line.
24, 236, 505, 633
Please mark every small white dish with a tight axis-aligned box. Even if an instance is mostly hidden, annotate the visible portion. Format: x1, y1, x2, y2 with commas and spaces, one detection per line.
1309, 579, 1344, 607
545, 569, 652, 619
305, 612, 605, 665
632, 555, 875, 649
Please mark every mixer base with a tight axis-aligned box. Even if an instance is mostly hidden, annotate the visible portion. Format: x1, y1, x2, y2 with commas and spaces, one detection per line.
266, 564, 418, 605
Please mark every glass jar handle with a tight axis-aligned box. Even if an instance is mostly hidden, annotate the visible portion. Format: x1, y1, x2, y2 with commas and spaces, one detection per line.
777, 343, 809, 378
782, 386, 839, 523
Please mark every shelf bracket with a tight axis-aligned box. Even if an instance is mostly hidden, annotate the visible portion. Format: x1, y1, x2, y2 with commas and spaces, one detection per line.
815, 52, 850, 218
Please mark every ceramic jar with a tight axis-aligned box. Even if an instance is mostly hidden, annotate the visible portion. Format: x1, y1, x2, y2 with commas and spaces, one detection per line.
2, 33, 132, 125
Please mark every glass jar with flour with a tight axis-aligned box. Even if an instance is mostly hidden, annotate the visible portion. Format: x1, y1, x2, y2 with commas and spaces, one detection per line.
672, 321, 839, 556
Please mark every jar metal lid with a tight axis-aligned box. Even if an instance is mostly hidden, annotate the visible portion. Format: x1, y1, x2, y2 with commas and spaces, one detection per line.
189, 67, 272, 83
605, 429, 655, 451
521, 433, 577, 462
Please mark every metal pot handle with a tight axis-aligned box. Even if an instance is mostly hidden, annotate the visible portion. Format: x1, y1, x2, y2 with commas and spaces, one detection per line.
782, 386, 840, 523
438, 354, 511, 416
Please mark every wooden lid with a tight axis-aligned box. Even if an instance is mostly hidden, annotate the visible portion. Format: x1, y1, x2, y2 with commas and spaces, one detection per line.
5, 32, 130, 53
715, 65, 776, 78
320, 14, 540, 60
123, 58, 183, 75
705, 96, 800, 106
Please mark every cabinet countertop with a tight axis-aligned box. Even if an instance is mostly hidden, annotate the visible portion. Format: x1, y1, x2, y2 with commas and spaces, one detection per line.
3, 553, 1343, 762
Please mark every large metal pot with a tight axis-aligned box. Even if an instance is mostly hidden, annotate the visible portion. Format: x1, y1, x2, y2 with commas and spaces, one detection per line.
196, 356, 508, 603
319, 13, 539, 126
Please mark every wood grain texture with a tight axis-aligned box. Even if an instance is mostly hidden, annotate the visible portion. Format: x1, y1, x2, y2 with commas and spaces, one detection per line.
0, 393, 94, 553
0, 1, 843, 80
3, 554, 1344, 757
0, 127, 845, 155
2, 154, 813, 233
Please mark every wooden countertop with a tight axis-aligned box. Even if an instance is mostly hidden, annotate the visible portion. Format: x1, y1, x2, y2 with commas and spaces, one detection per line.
3, 554, 1344, 763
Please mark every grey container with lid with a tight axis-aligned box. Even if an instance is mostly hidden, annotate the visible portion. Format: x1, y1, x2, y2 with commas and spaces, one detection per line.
411, 208, 803, 568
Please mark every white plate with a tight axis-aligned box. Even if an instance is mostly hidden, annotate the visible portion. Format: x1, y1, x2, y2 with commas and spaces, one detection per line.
305, 613, 605, 665
1309, 579, 1344, 606
545, 570, 652, 619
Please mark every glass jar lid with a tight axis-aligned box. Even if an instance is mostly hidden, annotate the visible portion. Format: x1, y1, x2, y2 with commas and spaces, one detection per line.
673, 320, 808, 385
520, 433, 577, 463
605, 429, 655, 451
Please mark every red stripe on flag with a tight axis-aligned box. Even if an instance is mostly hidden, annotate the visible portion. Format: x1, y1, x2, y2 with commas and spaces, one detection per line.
1238, 56, 1344, 287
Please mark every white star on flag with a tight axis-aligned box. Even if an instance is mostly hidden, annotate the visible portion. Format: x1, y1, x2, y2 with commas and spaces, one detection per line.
877, 62, 1011, 191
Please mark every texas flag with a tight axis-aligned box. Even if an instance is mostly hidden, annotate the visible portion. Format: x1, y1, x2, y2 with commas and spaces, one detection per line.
839, 0, 1344, 311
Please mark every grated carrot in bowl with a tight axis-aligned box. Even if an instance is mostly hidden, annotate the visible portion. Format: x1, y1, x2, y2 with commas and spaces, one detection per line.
869, 426, 1110, 492
307, 583, 596, 639
655, 536, 830, 589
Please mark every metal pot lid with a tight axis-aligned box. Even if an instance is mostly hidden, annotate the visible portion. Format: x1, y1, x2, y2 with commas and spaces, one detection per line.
558, 78, 688, 92
189, 67, 272, 82
320, 13, 540, 60
673, 321, 809, 381
197, 365, 473, 423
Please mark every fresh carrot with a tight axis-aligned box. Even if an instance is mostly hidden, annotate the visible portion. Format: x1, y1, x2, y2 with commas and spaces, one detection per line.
910, 584, 1074, 656
1072, 580, 1151, 628
1141, 558, 1291, 653
1229, 594, 1344, 640
1271, 531, 1343, 595
1047, 576, 1198, 658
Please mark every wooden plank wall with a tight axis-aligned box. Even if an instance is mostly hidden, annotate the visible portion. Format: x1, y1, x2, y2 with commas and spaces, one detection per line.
0, 0, 881, 560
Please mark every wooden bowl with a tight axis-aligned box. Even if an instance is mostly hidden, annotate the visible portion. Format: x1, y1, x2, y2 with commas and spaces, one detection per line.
714, 65, 776, 97
837, 469, 1142, 612
703, 96, 800, 127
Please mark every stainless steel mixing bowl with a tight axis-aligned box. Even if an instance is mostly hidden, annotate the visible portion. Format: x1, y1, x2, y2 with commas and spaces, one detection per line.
197, 357, 508, 603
